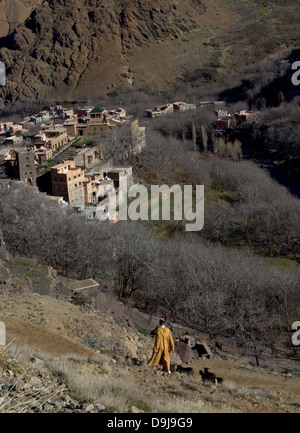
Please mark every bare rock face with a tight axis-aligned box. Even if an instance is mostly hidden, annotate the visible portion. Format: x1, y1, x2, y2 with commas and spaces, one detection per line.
0, 0, 208, 105
0, 0, 43, 38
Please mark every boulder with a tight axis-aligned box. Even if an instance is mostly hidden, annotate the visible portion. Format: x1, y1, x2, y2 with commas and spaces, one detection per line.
174, 340, 193, 363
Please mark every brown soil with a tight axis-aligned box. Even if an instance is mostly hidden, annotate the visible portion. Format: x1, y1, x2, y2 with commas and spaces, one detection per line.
0, 316, 95, 358
1, 291, 300, 413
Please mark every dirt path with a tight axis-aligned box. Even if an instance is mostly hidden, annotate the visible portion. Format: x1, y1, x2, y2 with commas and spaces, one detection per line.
1, 292, 300, 413
0, 315, 95, 359
131, 357, 300, 413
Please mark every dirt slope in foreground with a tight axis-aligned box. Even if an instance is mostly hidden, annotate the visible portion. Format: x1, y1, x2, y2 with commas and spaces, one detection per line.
0, 292, 300, 413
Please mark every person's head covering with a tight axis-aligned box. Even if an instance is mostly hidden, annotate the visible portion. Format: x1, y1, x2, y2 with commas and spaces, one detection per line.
159, 318, 166, 326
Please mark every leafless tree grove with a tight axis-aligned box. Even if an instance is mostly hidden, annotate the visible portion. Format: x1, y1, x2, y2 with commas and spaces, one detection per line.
0, 177, 299, 364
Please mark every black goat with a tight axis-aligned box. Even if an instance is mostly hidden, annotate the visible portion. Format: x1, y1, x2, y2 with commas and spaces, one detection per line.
176, 365, 195, 376
199, 367, 223, 384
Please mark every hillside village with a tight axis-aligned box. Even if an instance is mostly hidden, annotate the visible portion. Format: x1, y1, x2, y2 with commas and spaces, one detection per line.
0, 103, 147, 220
0, 99, 260, 221
1, 0, 300, 419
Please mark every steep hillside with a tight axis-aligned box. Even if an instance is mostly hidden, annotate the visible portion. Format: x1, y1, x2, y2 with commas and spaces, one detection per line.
0, 253, 300, 413
1, 291, 300, 413
0, 0, 43, 38
0, 0, 299, 107
0, 0, 208, 105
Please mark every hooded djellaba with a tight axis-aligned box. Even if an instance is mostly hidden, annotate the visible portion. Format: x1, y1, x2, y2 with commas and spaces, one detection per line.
148, 318, 175, 374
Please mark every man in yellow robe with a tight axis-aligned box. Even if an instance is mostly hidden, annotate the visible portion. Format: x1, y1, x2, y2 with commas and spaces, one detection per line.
149, 318, 175, 374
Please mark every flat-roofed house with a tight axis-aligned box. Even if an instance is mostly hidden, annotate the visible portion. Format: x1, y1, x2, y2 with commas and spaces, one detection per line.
4, 135, 24, 146
74, 146, 102, 170
77, 122, 109, 137
234, 110, 258, 125
35, 146, 53, 163
0, 147, 36, 185
145, 103, 174, 118
88, 106, 107, 124
63, 119, 78, 139
173, 102, 187, 112
16, 148, 37, 186
34, 126, 68, 152
216, 115, 232, 130
51, 160, 85, 206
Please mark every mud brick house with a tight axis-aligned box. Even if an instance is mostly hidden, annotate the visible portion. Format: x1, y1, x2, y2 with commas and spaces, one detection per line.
63, 119, 78, 139
0, 122, 27, 136
55, 106, 74, 118
0, 147, 37, 186
76, 122, 109, 137
82, 174, 109, 205
216, 115, 232, 130
173, 102, 188, 112
105, 166, 133, 190
51, 160, 85, 206
16, 148, 37, 186
89, 106, 107, 123
4, 135, 24, 146
0, 122, 13, 132
74, 146, 102, 170
34, 125, 68, 152
51, 159, 132, 208
35, 146, 53, 163
74, 108, 93, 117
145, 103, 174, 118
234, 109, 258, 125
117, 118, 146, 155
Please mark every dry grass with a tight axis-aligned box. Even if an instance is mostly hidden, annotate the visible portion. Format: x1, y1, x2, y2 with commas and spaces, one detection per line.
1, 318, 299, 414
1, 343, 237, 413
0, 385, 63, 413
0, 345, 63, 413
222, 380, 279, 401
44, 356, 152, 413
150, 394, 236, 413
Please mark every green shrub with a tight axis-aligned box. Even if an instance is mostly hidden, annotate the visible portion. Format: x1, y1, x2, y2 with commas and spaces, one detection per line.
71, 294, 92, 306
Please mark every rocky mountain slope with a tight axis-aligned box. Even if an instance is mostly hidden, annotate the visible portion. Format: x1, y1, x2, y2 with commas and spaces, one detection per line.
0, 0, 299, 108
0, 251, 300, 413
0, 0, 43, 38
0, 0, 233, 106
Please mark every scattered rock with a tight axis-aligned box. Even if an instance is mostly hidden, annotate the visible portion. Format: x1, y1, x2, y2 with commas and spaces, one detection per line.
129, 405, 144, 413
42, 403, 53, 411
174, 340, 193, 363
29, 376, 43, 386
81, 403, 94, 412
30, 357, 45, 365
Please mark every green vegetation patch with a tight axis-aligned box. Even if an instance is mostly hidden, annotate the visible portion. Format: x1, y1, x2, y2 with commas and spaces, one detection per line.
206, 179, 239, 205
72, 138, 94, 148
5, 257, 53, 292
71, 294, 93, 306
258, 257, 298, 271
